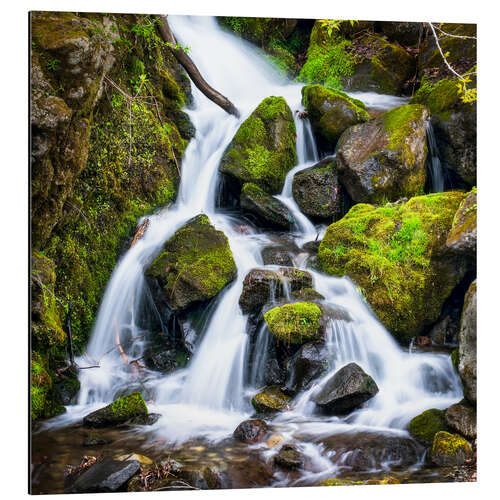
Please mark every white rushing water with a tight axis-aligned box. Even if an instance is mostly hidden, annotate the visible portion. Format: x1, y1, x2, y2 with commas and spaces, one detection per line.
45, 15, 462, 477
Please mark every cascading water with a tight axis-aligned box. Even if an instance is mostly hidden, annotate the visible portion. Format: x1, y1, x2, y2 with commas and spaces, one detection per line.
43, 15, 462, 482
426, 120, 446, 192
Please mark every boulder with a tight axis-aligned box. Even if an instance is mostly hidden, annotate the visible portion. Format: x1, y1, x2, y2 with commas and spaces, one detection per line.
240, 183, 295, 230
233, 419, 268, 444
83, 392, 148, 427
67, 459, 140, 493
285, 341, 328, 394
274, 444, 305, 469
380, 22, 422, 46
313, 362, 378, 414
446, 188, 477, 256
146, 214, 237, 310
408, 408, 448, 445
445, 401, 476, 440
263, 358, 286, 386
292, 158, 343, 221
336, 104, 429, 204
143, 346, 186, 373
430, 431, 473, 466
264, 302, 323, 344
318, 192, 469, 343
251, 386, 291, 413
219, 96, 297, 195
291, 288, 325, 302
261, 246, 294, 266
301, 85, 369, 147
458, 280, 477, 404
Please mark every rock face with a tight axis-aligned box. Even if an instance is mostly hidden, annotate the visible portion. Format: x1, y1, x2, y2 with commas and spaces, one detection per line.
67, 460, 140, 493
233, 419, 268, 444
446, 189, 477, 256
445, 401, 476, 440
313, 362, 379, 414
264, 302, 323, 344
146, 215, 237, 310
251, 386, 291, 413
408, 408, 448, 445
219, 96, 297, 195
458, 280, 477, 404
430, 431, 473, 466
285, 342, 328, 394
240, 183, 295, 230
336, 104, 429, 204
301, 85, 369, 147
292, 158, 343, 221
83, 392, 148, 427
380, 21, 422, 46
318, 192, 469, 343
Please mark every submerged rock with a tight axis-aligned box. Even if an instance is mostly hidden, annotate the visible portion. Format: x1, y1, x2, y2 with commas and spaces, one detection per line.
301, 85, 369, 147
233, 419, 268, 444
408, 408, 448, 445
313, 362, 378, 414
445, 401, 476, 440
318, 192, 469, 343
129, 413, 161, 426
83, 392, 148, 427
261, 246, 295, 266
240, 182, 295, 230
274, 444, 305, 469
430, 431, 473, 466
146, 214, 237, 310
446, 188, 477, 256
251, 386, 291, 413
336, 104, 429, 204
285, 341, 328, 394
264, 302, 323, 344
219, 96, 297, 195
292, 157, 343, 221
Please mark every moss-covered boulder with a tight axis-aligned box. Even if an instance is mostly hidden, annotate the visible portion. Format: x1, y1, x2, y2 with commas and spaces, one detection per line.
336, 104, 429, 204
430, 431, 473, 466
408, 408, 448, 445
240, 183, 295, 230
313, 362, 379, 415
445, 401, 476, 440
264, 302, 323, 344
146, 215, 237, 310
219, 97, 297, 195
446, 188, 477, 256
458, 280, 477, 404
318, 192, 468, 343
301, 85, 369, 147
411, 77, 476, 185
274, 444, 305, 469
251, 386, 291, 413
292, 157, 343, 222
83, 392, 148, 427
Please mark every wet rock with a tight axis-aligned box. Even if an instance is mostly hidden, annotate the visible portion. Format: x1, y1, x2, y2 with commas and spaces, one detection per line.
203, 467, 232, 489
302, 85, 369, 147
240, 183, 295, 230
251, 386, 291, 413
292, 158, 343, 221
233, 419, 268, 444
264, 302, 323, 344
67, 459, 140, 493
291, 287, 325, 302
129, 413, 161, 426
336, 104, 429, 204
302, 240, 321, 253
264, 358, 286, 386
430, 431, 473, 466
143, 346, 184, 373
267, 434, 284, 448
445, 401, 476, 440
408, 408, 448, 445
83, 392, 148, 427
458, 280, 477, 404
83, 432, 110, 446
317, 478, 363, 486
219, 96, 297, 195
274, 444, 305, 469
428, 314, 458, 346
53, 371, 81, 405
446, 189, 477, 256
313, 362, 378, 414
261, 246, 294, 266
146, 214, 237, 311
285, 341, 328, 394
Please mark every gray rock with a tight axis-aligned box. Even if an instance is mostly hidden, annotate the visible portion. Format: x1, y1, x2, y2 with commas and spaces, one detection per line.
285, 342, 328, 394
445, 401, 476, 440
233, 419, 268, 444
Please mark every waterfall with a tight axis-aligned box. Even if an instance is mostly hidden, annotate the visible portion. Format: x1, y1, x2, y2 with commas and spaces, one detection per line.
48, 15, 461, 466
426, 120, 446, 192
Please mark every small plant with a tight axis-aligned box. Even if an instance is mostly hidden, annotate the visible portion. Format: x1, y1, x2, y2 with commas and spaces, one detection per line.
46, 58, 60, 71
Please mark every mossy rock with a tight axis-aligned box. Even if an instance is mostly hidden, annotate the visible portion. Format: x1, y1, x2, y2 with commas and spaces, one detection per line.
146, 215, 237, 310
219, 96, 297, 195
446, 188, 476, 255
83, 392, 148, 427
291, 288, 325, 302
336, 104, 429, 204
264, 302, 323, 344
317, 478, 363, 486
318, 192, 468, 343
430, 431, 473, 466
301, 84, 369, 148
408, 408, 448, 445
251, 386, 291, 413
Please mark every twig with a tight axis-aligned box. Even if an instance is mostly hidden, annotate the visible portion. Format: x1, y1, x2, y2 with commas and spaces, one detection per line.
113, 318, 130, 364
432, 24, 477, 40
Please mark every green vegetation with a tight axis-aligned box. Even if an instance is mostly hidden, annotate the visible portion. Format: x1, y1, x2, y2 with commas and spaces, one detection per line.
251, 386, 291, 412
408, 409, 448, 444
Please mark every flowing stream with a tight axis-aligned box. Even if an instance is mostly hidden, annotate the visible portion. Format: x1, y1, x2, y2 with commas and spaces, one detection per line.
37, 15, 462, 485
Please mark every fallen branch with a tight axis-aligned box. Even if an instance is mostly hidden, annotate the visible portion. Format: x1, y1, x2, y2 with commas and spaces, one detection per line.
130, 218, 150, 248
156, 15, 240, 118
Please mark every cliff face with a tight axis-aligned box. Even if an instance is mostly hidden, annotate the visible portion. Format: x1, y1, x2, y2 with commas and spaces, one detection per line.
30, 12, 193, 418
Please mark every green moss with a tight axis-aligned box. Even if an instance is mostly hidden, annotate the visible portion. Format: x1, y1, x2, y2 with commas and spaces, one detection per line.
318, 192, 467, 342
381, 104, 428, 153
251, 386, 291, 412
317, 478, 363, 486
408, 408, 448, 444
451, 348, 459, 373
431, 431, 473, 459
109, 392, 148, 419
264, 302, 322, 344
